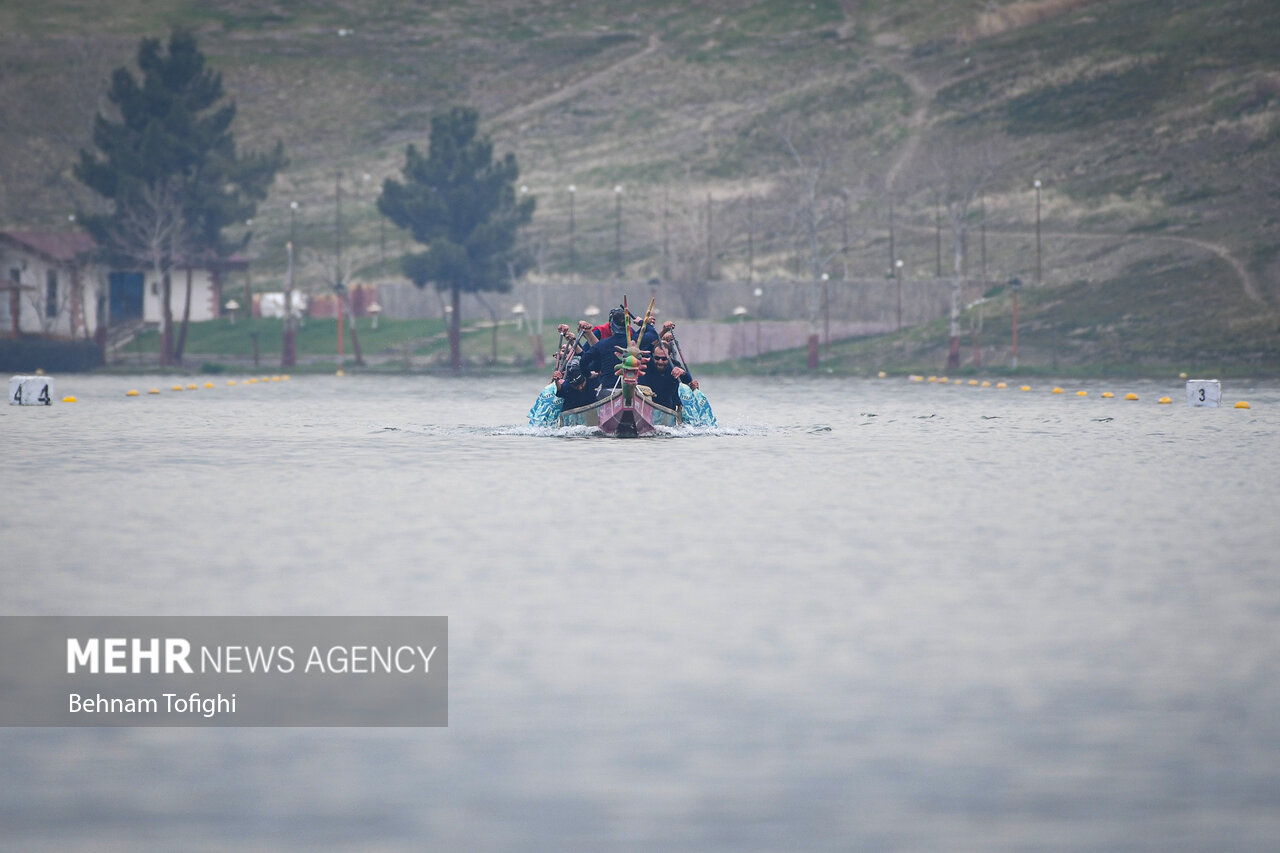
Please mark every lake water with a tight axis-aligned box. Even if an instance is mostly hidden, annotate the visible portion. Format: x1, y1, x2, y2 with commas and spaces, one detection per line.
3, 372, 1279, 851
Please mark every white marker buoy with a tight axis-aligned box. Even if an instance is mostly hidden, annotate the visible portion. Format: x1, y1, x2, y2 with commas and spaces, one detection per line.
9, 375, 54, 406
1186, 379, 1221, 408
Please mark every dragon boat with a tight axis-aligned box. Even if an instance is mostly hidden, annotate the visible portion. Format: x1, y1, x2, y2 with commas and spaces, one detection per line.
526, 297, 717, 436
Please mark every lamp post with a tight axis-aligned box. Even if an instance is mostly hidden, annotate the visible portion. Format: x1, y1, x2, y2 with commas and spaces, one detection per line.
368, 301, 382, 331
1034, 179, 1042, 286
511, 302, 526, 332
568, 184, 576, 278
821, 272, 830, 350
1009, 276, 1022, 369
753, 286, 763, 360
895, 259, 904, 332
614, 185, 623, 278
733, 305, 748, 359
224, 299, 239, 325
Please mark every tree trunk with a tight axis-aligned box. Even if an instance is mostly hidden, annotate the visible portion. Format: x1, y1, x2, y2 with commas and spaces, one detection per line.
448, 287, 461, 371
174, 266, 194, 365
346, 297, 365, 366
161, 268, 174, 366
282, 244, 296, 368
947, 278, 961, 370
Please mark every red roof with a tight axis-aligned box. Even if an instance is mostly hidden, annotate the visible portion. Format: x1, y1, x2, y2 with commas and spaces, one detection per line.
1, 230, 250, 269
1, 231, 97, 264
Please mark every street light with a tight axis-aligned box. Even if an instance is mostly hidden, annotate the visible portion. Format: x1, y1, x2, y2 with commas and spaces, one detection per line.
224, 298, 240, 325
895, 259, 904, 332
1009, 276, 1022, 369
568, 184, 576, 277
614, 185, 623, 278
753, 286, 763, 359
821, 272, 830, 349
368, 301, 382, 330
511, 302, 526, 332
1034, 179, 1042, 286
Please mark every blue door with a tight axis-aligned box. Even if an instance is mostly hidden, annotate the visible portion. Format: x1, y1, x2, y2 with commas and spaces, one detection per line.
109, 271, 144, 321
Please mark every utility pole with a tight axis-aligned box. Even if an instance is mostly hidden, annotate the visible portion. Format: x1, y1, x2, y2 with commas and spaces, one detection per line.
568, 184, 576, 278
934, 191, 942, 279
888, 196, 895, 278
335, 170, 344, 366
1034, 179, 1042, 286
614, 185, 623, 278
705, 192, 713, 281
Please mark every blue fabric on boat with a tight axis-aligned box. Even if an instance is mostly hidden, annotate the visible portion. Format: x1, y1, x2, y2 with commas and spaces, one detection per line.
527, 383, 564, 427
678, 383, 717, 426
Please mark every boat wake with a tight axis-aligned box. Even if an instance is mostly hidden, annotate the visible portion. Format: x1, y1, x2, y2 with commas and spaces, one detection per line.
498, 423, 756, 438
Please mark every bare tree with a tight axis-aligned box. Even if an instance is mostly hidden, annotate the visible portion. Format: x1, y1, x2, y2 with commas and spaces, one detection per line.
102, 177, 194, 365
300, 243, 373, 366
650, 189, 715, 319
928, 139, 995, 369
782, 127, 849, 369
22, 270, 74, 336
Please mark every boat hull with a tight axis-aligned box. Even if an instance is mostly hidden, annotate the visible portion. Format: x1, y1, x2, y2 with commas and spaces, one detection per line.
560, 389, 680, 436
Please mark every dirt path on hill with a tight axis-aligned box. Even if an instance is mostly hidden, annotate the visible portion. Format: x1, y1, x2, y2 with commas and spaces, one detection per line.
896, 220, 1270, 311
493, 34, 662, 128
872, 44, 1267, 311
880, 60, 932, 193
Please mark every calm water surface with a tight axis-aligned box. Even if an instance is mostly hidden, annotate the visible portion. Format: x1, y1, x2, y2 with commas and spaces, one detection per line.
2, 373, 1279, 851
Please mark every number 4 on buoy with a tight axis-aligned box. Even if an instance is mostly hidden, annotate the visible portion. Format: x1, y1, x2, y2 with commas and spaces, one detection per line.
8, 375, 54, 406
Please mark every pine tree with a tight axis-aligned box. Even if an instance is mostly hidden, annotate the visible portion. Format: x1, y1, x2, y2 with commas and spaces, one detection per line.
378, 107, 534, 370
75, 28, 285, 365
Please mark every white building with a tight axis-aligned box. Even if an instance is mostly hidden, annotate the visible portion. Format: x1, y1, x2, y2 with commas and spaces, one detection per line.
0, 230, 248, 340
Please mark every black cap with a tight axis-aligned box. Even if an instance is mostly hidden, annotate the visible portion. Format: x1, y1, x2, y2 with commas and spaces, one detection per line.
609, 307, 627, 333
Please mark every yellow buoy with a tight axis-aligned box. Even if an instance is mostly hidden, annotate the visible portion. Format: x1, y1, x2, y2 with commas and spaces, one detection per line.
186, 383, 198, 390
62, 396, 77, 403
271, 376, 281, 382
1235, 401, 1251, 409
1101, 392, 1114, 398
1052, 387, 1065, 394
1158, 397, 1172, 404
968, 379, 979, 386
171, 385, 184, 392
148, 388, 161, 395
996, 382, 1007, 389
126, 390, 140, 397
282, 375, 291, 381
909, 375, 924, 382
939, 377, 949, 384
1179, 372, 1188, 379
927, 376, 937, 383
227, 380, 237, 386
981, 381, 991, 388
877, 371, 887, 379
1076, 390, 1088, 396
1020, 385, 1032, 392
204, 382, 214, 389
1125, 393, 1139, 401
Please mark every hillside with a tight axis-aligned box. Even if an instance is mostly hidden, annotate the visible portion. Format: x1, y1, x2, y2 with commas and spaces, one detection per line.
2, 0, 1278, 370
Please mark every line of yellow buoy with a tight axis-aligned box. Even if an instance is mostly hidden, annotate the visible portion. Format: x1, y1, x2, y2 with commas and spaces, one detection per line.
900, 374, 1251, 408
126, 376, 291, 397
